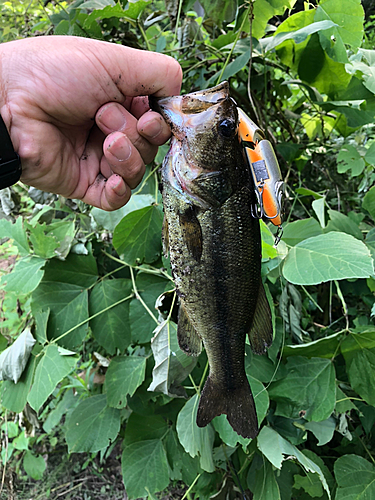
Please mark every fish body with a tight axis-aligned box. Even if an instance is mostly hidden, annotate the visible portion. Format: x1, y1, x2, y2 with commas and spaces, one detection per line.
150, 82, 272, 438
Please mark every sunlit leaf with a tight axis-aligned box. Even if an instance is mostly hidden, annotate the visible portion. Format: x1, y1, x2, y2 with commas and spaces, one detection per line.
283, 232, 374, 285
0, 328, 35, 383
1, 257, 45, 294
105, 356, 146, 408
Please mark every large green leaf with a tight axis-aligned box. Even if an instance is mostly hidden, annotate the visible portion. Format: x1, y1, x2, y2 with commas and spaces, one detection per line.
124, 413, 169, 446
282, 218, 323, 247
282, 232, 374, 285
148, 318, 197, 397
65, 394, 121, 453
28, 223, 59, 259
121, 439, 170, 499
1, 256, 45, 294
89, 279, 132, 354
105, 355, 146, 408
305, 417, 336, 446
334, 454, 375, 499
263, 20, 337, 52
257, 427, 331, 498
268, 356, 336, 421
337, 145, 366, 177
325, 209, 363, 239
23, 451, 46, 480
341, 330, 375, 365
252, 0, 297, 39
0, 217, 29, 256
363, 185, 375, 220
28, 344, 76, 412
1, 355, 36, 413
91, 194, 155, 232
176, 394, 215, 472
253, 456, 281, 500
315, 0, 364, 63
283, 331, 342, 359
42, 253, 98, 288
113, 205, 163, 265
0, 328, 35, 383
31, 282, 89, 349
347, 349, 375, 406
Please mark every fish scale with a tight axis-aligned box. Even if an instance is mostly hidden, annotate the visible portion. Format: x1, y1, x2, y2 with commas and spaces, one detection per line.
150, 81, 273, 438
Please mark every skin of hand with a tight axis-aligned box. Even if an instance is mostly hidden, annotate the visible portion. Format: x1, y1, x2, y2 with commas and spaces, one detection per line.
0, 35, 182, 210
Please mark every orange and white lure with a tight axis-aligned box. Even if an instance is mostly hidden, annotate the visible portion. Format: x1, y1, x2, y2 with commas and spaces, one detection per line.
237, 108, 284, 244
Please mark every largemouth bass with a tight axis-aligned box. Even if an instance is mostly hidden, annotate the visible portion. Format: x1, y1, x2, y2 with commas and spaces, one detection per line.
150, 82, 272, 439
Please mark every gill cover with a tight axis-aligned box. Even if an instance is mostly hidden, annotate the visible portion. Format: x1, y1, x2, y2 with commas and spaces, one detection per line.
237, 108, 284, 243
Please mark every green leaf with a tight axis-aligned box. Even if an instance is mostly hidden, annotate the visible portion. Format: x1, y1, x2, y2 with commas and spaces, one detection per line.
105, 356, 146, 408
124, 413, 169, 446
65, 394, 121, 453
312, 198, 326, 228
337, 144, 366, 177
282, 219, 323, 247
28, 223, 59, 259
23, 451, 46, 480
27, 344, 76, 412
200, 0, 237, 23
148, 318, 197, 397
130, 274, 171, 344
325, 209, 363, 240
31, 282, 89, 349
363, 186, 375, 220
341, 331, 375, 365
44, 220, 75, 260
91, 194, 155, 232
176, 394, 215, 472
268, 356, 336, 421
305, 417, 336, 446
0, 328, 35, 383
293, 471, 323, 497
315, 0, 364, 63
213, 415, 251, 449
121, 439, 170, 499
263, 20, 338, 52
1, 256, 45, 294
42, 253, 98, 288
257, 427, 331, 498
43, 389, 77, 433
34, 308, 49, 345
89, 279, 132, 355
282, 232, 374, 285
365, 142, 375, 166
113, 205, 163, 265
283, 331, 342, 359
251, 0, 298, 39
1, 355, 36, 413
334, 454, 375, 499
13, 430, 29, 451
347, 349, 375, 406
253, 456, 281, 500
346, 49, 375, 94
0, 217, 29, 256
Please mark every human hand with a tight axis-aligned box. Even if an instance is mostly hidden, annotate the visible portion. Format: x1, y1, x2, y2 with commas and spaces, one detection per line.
0, 36, 182, 210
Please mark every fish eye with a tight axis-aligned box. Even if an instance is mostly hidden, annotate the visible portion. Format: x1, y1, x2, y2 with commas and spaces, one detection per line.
218, 119, 236, 138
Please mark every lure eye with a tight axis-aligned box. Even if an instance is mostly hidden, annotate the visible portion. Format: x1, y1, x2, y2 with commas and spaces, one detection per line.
218, 119, 236, 138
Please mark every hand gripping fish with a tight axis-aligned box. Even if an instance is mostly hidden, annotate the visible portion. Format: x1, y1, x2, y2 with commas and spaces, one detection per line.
150, 82, 277, 439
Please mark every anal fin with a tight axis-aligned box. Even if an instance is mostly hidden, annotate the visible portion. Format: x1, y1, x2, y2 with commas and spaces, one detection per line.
248, 282, 273, 355
196, 376, 258, 439
177, 304, 202, 356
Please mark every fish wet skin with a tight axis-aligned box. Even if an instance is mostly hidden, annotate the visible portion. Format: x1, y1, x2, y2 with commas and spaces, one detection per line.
150, 82, 273, 439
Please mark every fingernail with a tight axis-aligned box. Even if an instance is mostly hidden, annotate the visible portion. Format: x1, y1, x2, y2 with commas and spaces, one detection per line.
113, 175, 127, 196
141, 117, 162, 139
99, 105, 126, 131
107, 135, 131, 161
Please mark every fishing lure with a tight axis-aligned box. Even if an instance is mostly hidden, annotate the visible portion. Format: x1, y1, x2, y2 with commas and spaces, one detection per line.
237, 108, 284, 244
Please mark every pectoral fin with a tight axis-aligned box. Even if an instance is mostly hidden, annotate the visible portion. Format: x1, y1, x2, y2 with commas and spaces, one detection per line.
248, 282, 273, 355
177, 304, 202, 356
179, 207, 203, 261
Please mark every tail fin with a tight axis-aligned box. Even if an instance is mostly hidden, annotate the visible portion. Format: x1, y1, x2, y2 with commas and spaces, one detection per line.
196, 376, 258, 439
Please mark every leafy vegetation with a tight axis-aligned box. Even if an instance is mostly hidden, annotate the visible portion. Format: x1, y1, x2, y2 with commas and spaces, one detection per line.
1, 0, 375, 498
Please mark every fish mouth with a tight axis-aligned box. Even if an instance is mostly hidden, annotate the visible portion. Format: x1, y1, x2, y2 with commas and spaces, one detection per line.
149, 81, 231, 133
